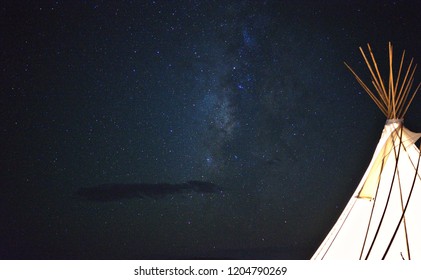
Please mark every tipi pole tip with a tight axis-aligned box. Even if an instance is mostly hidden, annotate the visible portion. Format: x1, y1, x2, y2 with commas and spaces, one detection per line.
345, 43, 419, 120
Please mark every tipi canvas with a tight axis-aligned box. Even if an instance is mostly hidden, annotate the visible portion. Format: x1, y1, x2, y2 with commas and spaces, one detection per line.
312, 43, 421, 260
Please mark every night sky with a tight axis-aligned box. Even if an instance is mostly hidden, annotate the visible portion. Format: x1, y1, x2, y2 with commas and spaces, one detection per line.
1, 1, 421, 259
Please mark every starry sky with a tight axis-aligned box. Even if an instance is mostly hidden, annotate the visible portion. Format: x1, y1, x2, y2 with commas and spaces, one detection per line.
1, 1, 421, 259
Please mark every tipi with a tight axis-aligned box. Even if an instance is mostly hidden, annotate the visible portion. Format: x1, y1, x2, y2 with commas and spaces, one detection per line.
312, 43, 421, 260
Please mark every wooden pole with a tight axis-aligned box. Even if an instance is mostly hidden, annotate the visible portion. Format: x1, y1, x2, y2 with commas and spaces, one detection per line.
345, 43, 419, 120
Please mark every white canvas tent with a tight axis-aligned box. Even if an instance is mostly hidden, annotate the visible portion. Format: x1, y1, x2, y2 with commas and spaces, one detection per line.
312, 43, 421, 260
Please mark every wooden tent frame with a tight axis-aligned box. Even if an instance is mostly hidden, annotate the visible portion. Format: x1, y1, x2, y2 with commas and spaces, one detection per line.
344, 42, 420, 119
